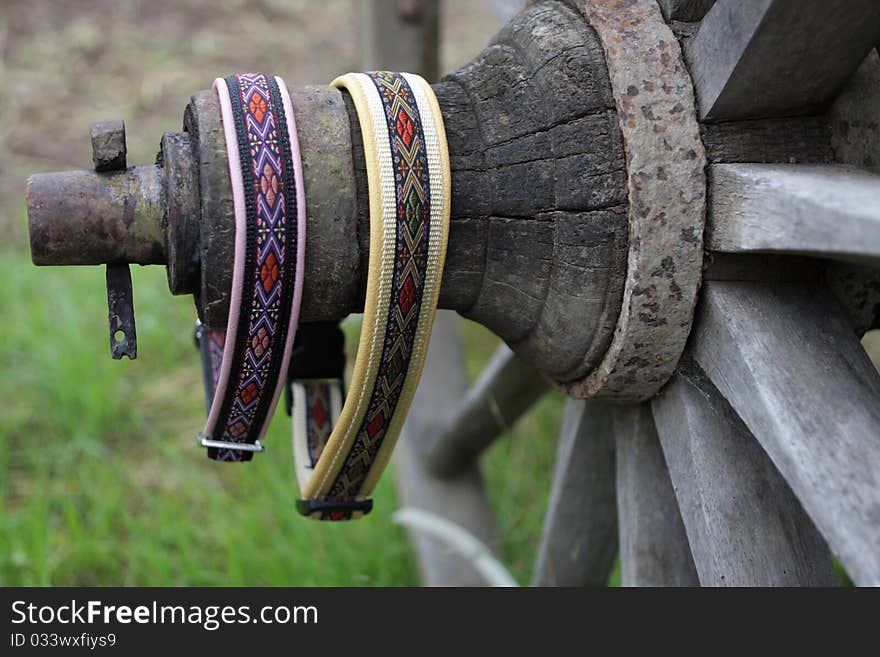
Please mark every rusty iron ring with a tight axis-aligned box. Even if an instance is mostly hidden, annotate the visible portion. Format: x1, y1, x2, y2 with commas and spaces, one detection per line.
560, 0, 707, 401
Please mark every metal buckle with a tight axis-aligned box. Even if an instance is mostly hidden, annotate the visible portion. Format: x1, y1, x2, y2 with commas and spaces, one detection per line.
295, 498, 373, 517
197, 433, 265, 453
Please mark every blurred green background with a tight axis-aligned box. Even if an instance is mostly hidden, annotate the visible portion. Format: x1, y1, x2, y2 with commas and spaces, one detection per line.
0, 0, 580, 586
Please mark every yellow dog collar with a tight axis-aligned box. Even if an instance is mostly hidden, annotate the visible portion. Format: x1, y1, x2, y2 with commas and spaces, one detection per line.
293, 71, 450, 520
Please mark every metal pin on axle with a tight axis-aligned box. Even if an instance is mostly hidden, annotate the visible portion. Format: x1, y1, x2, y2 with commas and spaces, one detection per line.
91, 119, 138, 360
106, 263, 137, 360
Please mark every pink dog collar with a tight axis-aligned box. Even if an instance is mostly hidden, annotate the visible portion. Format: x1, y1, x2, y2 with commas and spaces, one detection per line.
196, 73, 306, 461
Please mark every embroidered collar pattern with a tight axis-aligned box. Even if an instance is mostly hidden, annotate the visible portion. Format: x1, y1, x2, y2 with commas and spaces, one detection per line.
199, 73, 305, 461
292, 71, 450, 520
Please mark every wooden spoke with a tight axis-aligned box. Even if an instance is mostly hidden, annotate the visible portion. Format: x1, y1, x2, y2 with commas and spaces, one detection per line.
613, 404, 700, 587
657, 0, 717, 22
532, 399, 617, 587
826, 50, 880, 327
361, 0, 440, 81
425, 343, 549, 478
652, 369, 836, 586
707, 163, 880, 266
394, 312, 503, 586
687, 0, 880, 121
830, 50, 880, 176
690, 281, 880, 585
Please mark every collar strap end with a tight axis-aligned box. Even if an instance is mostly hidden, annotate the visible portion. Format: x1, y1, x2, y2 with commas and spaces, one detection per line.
295, 497, 373, 519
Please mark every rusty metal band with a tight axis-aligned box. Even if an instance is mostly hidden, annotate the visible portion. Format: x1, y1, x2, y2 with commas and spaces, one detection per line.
560, 0, 707, 401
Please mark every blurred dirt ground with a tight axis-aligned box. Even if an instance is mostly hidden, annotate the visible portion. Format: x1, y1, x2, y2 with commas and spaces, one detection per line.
0, 0, 498, 238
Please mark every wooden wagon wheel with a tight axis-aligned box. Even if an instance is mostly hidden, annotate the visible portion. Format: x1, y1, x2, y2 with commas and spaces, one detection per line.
394, 0, 880, 587
24, 0, 880, 586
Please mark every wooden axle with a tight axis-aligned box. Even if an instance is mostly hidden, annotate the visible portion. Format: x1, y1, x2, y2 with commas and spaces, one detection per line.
23, 0, 870, 395
26, 1, 634, 389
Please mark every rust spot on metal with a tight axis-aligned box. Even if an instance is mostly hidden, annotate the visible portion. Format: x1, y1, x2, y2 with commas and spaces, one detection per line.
26, 166, 168, 266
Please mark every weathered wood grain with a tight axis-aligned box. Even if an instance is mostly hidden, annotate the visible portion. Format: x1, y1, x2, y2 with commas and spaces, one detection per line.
826, 50, 880, 334
394, 312, 503, 586
613, 404, 699, 587
424, 343, 549, 478
444, 0, 629, 383
686, 0, 880, 121
706, 163, 880, 266
701, 116, 832, 165
344, 0, 631, 383
532, 399, 618, 587
690, 281, 880, 586
830, 50, 880, 174
652, 367, 837, 587
290, 87, 361, 323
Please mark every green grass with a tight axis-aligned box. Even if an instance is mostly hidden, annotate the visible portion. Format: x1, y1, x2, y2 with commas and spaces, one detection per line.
0, 247, 414, 585
0, 223, 576, 586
